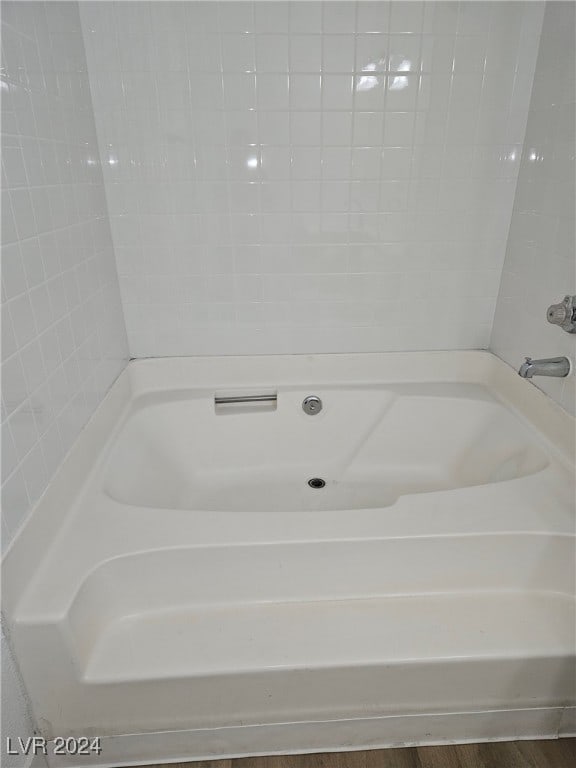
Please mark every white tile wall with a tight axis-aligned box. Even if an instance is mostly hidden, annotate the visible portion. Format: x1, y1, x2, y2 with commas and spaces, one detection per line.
81, 1, 544, 357
2, 4, 127, 762
1, 0, 129, 551
491, 1, 575, 416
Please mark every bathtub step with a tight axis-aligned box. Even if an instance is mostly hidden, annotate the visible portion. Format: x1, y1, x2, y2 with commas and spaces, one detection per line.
83, 591, 574, 683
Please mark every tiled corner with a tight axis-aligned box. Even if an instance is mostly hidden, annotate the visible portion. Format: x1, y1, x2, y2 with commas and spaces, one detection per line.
491, 1, 575, 416
1, 1, 129, 549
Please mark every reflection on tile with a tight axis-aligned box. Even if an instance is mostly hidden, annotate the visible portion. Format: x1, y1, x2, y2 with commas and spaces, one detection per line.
77, 0, 544, 363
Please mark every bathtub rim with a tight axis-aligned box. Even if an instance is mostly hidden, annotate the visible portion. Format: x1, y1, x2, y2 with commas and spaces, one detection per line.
3, 350, 574, 619
123, 350, 575, 463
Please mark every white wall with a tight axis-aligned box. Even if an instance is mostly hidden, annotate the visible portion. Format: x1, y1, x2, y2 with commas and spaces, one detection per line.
81, 1, 544, 357
1, 0, 128, 551
491, 1, 575, 415
1, 3, 128, 764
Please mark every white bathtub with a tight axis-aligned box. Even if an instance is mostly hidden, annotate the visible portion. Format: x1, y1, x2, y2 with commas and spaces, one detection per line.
3, 352, 575, 767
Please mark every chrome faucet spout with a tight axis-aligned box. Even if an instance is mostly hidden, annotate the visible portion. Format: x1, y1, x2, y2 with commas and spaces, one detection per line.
518, 356, 571, 379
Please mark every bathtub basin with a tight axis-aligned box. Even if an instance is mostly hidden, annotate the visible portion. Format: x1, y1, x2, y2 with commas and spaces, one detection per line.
104, 386, 547, 512
3, 352, 574, 766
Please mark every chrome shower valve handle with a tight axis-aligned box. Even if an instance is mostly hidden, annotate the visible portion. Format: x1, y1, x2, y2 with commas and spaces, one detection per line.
547, 295, 576, 334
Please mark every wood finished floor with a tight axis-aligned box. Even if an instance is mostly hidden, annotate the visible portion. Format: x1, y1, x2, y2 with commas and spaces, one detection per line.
132, 739, 575, 768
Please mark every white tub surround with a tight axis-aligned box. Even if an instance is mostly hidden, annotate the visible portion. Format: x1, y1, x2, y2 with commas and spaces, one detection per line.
80, 1, 545, 356
3, 352, 574, 767
491, 1, 576, 415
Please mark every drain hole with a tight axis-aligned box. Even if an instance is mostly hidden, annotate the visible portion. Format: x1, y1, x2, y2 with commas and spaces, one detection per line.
308, 478, 326, 489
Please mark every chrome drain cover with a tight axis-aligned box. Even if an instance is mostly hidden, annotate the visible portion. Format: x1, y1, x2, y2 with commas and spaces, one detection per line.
308, 478, 326, 489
